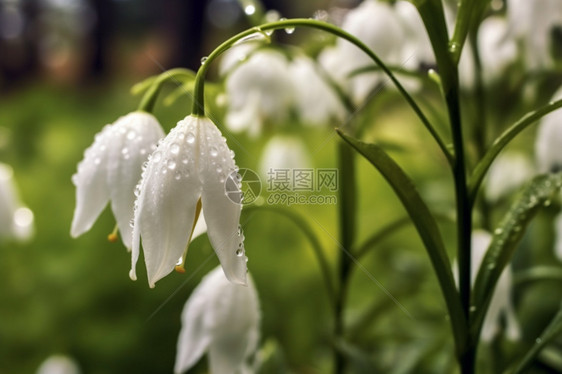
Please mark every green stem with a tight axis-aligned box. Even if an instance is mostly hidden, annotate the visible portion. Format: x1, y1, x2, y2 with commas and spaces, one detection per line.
190, 19, 453, 165
137, 68, 195, 113
446, 72, 474, 373
334, 141, 356, 374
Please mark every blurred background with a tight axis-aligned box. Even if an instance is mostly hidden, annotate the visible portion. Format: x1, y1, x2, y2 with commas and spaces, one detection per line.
1, 0, 562, 373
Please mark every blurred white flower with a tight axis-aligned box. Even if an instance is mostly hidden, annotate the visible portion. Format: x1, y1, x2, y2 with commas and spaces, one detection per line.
395, 0, 435, 68
131, 115, 247, 288
454, 231, 520, 342
289, 56, 346, 126
478, 16, 517, 83
70, 111, 164, 249
507, 0, 562, 70
175, 266, 260, 374
224, 49, 294, 137
259, 135, 312, 178
36, 355, 81, 374
485, 151, 534, 202
535, 87, 562, 173
319, 0, 407, 103
0, 163, 34, 241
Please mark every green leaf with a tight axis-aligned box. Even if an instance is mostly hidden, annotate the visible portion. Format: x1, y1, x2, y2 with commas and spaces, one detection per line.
514, 266, 562, 287
337, 130, 467, 352
450, 0, 490, 64
469, 99, 562, 204
509, 303, 562, 374
411, 0, 455, 93
471, 173, 562, 339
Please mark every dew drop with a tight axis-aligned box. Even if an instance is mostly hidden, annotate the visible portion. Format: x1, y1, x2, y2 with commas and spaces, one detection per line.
182, 158, 189, 164
201, 56, 208, 64
175, 173, 181, 181
71, 174, 78, 184
167, 160, 177, 170
171, 143, 180, 155
127, 131, 136, 140
129, 218, 135, 228
210, 146, 218, 157
186, 132, 195, 144
140, 148, 146, 155
230, 150, 235, 158
94, 157, 101, 165
285, 26, 295, 34
236, 248, 244, 256
244, 4, 256, 15
152, 152, 162, 162
216, 166, 223, 173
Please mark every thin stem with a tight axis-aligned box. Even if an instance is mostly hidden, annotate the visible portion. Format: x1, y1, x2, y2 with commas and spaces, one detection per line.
446, 71, 474, 373
334, 140, 356, 374
190, 19, 454, 165
137, 68, 195, 113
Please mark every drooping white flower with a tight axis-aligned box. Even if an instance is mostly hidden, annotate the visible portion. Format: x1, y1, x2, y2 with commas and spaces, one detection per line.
395, 0, 435, 68
535, 87, 562, 173
0, 163, 34, 241
289, 56, 346, 126
507, 0, 562, 70
319, 0, 407, 103
36, 355, 81, 374
224, 49, 294, 137
174, 266, 260, 374
259, 135, 312, 178
70, 111, 164, 248
454, 231, 520, 342
485, 151, 534, 202
131, 115, 247, 288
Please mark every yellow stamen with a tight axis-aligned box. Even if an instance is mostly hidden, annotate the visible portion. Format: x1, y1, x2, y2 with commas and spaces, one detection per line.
175, 199, 203, 273
107, 224, 119, 243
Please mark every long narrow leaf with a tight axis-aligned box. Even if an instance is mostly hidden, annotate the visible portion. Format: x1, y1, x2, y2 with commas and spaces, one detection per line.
471, 173, 562, 338
469, 99, 562, 204
337, 130, 467, 352
510, 303, 562, 373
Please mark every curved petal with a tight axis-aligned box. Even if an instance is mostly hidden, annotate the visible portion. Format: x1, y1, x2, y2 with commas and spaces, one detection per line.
174, 268, 221, 374
199, 118, 247, 285
107, 112, 164, 249
131, 117, 201, 287
208, 272, 260, 374
70, 124, 112, 237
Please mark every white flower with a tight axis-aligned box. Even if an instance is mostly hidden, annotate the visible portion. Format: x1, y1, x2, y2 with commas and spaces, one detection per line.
289, 56, 346, 126
478, 16, 518, 83
454, 231, 520, 342
224, 50, 294, 137
507, 0, 562, 70
259, 135, 312, 178
174, 266, 260, 374
0, 163, 34, 241
485, 151, 534, 202
131, 115, 247, 288
70, 111, 164, 248
36, 355, 81, 374
395, 0, 435, 68
319, 0, 407, 103
535, 87, 562, 173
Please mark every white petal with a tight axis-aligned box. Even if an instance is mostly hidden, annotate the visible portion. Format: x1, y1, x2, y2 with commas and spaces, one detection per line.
70, 124, 112, 237
174, 270, 217, 374
106, 112, 164, 249
132, 118, 201, 287
207, 271, 260, 374
199, 118, 247, 285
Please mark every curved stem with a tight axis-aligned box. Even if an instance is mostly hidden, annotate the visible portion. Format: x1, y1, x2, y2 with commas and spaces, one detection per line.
243, 205, 337, 304
137, 68, 195, 113
191, 19, 454, 165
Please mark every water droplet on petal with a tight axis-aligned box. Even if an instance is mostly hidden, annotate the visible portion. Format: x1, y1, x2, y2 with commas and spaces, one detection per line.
127, 131, 136, 140
186, 132, 195, 144
210, 146, 218, 157
171, 143, 180, 155
94, 157, 101, 165
167, 160, 176, 170
236, 248, 244, 256
175, 173, 181, 180
152, 152, 162, 162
